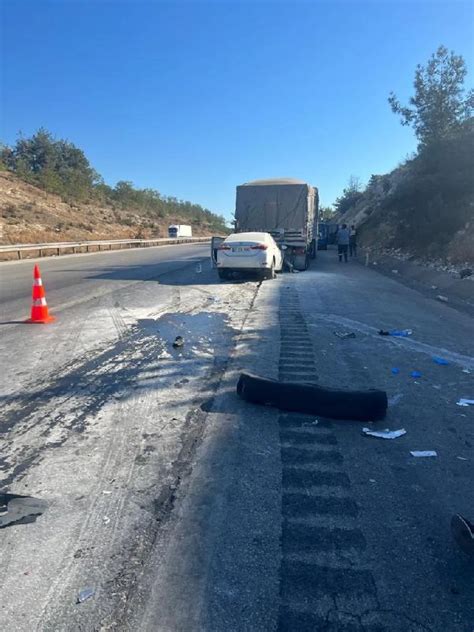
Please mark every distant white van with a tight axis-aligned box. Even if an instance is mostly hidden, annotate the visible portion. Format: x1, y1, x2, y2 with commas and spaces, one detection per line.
168, 224, 192, 238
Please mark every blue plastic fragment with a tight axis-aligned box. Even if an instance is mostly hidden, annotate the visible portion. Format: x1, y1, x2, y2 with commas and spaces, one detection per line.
432, 356, 449, 366
389, 329, 412, 337
410, 371, 422, 378
391, 368, 400, 375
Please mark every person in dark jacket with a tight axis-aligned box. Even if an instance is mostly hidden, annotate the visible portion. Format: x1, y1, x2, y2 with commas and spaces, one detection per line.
337, 224, 350, 263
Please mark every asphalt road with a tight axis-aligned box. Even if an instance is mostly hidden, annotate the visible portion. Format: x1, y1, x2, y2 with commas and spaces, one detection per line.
133, 250, 474, 632
0, 241, 211, 321
0, 246, 473, 632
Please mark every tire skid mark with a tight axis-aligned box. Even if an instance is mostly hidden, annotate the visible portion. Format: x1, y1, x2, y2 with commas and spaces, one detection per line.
278, 286, 379, 630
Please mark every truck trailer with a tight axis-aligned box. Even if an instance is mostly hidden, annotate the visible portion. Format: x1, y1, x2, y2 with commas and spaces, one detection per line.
234, 178, 319, 271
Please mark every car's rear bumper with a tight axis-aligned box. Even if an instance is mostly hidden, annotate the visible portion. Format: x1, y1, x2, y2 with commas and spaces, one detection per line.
217, 255, 270, 269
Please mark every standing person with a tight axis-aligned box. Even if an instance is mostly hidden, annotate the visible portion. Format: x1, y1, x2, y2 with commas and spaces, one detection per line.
349, 225, 357, 257
337, 224, 350, 263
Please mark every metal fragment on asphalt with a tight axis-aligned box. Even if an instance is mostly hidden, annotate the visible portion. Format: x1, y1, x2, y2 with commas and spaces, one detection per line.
456, 398, 474, 407
77, 588, 95, 604
363, 427, 406, 439
334, 330, 356, 339
410, 451, 437, 457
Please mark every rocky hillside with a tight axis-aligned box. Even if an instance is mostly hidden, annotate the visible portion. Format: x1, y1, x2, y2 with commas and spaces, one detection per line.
338, 126, 474, 267
0, 171, 222, 244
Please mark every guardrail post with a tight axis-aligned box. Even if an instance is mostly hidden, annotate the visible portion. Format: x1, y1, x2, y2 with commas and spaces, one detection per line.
18, 250, 22, 260
39, 249, 43, 257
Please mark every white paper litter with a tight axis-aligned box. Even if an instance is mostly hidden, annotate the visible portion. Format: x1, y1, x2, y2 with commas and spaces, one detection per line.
456, 398, 474, 407
388, 394, 403, 406
410, 451, 437, 457
457, 456, 468, 461
363, 427, 406, 439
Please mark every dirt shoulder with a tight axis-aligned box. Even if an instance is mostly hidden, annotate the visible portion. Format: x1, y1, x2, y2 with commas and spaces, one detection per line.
359, 246, 474, 317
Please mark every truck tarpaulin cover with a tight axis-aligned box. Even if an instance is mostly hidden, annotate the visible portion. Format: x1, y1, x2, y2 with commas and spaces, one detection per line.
235, 179, 317, 233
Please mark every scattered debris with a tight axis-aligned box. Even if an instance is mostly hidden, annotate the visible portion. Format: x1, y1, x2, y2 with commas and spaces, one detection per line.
102, 491, 112, 495
102, 516, 111, 525
436, 295, 449, 303
378, 329, 412, 337
462, 369, 471, 374
172, 336, 184, 348
410, 371, 422, 378
459, 268, 472, 279
410, 451, 437, 457
0, 493, 47, 529
456, 398, 474, 407
388, 393, 403, 405
457, 456, 468, 461
334, 331, 356, 339
363, 427, 406, 439
77, 588, 95, 604
391, 368, 400, 375
369, 479, 376, 483
431, 285, 438, 290
302, 419, 319, 427
195, 263, 202, 273
391, 269, 399, 274
433, 356, 449, 366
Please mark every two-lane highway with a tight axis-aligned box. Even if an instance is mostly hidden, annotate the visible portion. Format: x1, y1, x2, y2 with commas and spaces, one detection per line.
0, 241, 211, 322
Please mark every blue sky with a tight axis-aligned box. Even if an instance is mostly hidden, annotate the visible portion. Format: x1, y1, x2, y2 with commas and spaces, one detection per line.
1, 1, 473, 219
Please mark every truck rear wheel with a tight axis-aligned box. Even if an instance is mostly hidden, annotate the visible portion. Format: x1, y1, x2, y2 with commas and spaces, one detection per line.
293, 254, 308, 271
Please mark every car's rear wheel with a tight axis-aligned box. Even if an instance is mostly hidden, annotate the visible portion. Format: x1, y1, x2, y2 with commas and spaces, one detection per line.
265, 261, 276, 280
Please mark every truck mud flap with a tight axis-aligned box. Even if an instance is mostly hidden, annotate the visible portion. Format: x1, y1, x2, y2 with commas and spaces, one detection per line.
237, 372, 387, 421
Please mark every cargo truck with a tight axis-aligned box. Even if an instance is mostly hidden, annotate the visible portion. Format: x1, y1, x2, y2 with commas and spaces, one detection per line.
168, 224, 192, 238
233, 178, 319, 271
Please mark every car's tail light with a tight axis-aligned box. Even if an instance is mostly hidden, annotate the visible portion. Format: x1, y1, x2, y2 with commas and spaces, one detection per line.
218, 244, 231, 250
250, 244, 268, 250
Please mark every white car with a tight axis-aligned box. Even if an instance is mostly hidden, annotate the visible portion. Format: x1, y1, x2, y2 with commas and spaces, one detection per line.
216, 232, 283, 280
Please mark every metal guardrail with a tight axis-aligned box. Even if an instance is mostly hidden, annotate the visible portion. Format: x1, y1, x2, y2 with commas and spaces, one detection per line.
0, 237, 211, 260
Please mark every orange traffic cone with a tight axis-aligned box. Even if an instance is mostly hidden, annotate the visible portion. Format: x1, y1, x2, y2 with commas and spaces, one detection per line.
26, 264, 56, 324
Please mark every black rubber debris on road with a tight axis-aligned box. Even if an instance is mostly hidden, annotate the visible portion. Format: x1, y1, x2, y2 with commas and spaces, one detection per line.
236, 372, 388, 421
